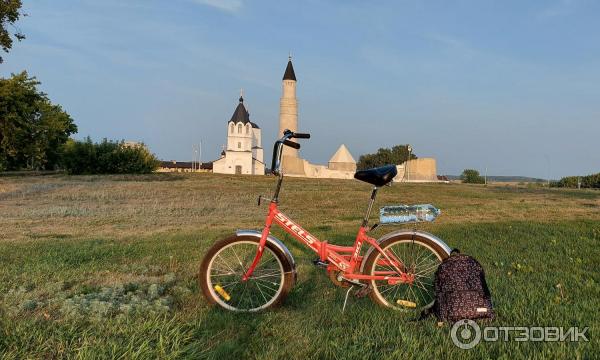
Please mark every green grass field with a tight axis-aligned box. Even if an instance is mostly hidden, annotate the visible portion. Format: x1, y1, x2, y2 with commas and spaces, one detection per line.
1, 173, 599, 359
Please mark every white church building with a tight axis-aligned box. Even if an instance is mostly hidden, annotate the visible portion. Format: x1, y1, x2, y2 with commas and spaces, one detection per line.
212, 94, 264, 175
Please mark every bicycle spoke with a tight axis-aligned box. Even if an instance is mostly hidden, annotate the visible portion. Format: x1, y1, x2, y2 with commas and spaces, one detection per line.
215, 254, 238, 275
370, 239, 443, 311
254, 281, 269, 304
208, 241, 285, 311
231, 246, 247, 272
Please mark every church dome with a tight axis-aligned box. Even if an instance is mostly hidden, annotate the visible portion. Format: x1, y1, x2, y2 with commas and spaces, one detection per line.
228, 94, 260, 128
229, 96, 251, 125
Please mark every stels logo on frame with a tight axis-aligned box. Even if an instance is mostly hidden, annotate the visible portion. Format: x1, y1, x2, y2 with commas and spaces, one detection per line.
275, 213, 317, 245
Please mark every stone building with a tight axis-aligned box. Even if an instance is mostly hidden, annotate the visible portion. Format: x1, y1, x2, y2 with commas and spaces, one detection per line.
328, 144, 357, 172
277, 57, 357, 179
393, 158, 438, 182
212, 94, 264, 175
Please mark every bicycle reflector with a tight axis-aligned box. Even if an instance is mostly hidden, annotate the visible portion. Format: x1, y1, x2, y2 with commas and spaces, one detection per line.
396, 299, 417, 308
214, 284, 231, 301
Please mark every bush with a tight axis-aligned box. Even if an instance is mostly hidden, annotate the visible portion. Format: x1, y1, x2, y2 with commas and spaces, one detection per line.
553, 173, 600, 189
461, 169, 485, 184
62, 137, 159, 175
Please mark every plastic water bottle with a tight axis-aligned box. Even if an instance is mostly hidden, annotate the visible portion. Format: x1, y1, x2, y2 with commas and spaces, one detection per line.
379, 204, 441, 224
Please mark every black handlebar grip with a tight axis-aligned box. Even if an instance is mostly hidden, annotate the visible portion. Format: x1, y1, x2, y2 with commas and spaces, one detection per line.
294, 133, 311, 139
271, 141, 281, 174
283, 140, 301, 149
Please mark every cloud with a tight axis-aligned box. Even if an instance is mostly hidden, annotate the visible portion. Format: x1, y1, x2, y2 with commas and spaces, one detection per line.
188, 0, 243, 13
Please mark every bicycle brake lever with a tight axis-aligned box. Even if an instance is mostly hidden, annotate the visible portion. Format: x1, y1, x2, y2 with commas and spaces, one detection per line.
257, 195, 272, 206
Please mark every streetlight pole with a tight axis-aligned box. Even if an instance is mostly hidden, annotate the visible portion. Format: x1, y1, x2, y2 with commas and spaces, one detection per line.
406, 145, 412, 182
545, 155, 551, 187
485, 166, 487, 185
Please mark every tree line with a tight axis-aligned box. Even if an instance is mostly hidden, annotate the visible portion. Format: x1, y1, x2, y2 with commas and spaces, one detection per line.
0, 72, 159, 174
553, 173, 600, 189
357, 145, 416, 170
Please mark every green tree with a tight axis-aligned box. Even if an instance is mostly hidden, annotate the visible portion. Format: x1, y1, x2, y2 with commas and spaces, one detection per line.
0, 71, 77, 171
357, 145, 417, 170
0, 0, 25, 63
554, 173, 600, 189
62, 138, 160, 175
461, 169, 485, 184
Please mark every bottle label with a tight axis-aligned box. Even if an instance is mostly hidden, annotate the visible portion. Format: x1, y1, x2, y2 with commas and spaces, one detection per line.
379, 204, 440, 224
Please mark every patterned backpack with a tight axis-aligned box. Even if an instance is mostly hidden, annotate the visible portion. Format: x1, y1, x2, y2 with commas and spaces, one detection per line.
432, 251, 495, 322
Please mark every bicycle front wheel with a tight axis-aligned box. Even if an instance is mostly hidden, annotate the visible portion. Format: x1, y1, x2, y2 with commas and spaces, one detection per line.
363, 233, 449, 312
199, 235, 294, 312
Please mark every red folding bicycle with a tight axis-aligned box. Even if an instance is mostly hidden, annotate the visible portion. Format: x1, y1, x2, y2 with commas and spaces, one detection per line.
199, 130, 452, 312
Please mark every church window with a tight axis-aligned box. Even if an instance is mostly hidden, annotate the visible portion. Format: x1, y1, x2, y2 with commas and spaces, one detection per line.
238, 124, 242, 133
238, 142, 241, 149
230, 124, 234, 133
246, 125, 250, 134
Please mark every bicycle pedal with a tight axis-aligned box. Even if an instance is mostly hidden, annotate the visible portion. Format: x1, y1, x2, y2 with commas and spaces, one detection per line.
312, 258, 329, 268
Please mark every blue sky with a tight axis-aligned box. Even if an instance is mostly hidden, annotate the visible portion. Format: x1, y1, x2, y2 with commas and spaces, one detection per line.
2, 0, 599, 178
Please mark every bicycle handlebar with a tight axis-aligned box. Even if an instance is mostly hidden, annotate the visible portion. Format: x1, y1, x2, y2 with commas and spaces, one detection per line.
271, 129, 311, 175
283, 140, 300, 149
294, 133, 311, 139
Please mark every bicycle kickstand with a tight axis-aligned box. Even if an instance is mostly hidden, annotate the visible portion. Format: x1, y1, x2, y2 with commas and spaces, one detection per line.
342, 285, 355, 313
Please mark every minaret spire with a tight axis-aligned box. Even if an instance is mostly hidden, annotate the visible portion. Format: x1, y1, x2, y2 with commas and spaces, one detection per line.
239, 88, 244, 102
283, 55, 296, 81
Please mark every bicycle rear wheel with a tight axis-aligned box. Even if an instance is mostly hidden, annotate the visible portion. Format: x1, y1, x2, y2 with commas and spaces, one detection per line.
362, 234, 449, 312
199, 235, 294, 312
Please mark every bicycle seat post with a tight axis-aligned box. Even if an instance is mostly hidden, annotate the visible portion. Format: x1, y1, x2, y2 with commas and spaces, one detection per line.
361, 186, 379, 227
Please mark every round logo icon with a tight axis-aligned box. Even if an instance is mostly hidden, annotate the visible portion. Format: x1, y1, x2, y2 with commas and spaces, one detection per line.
450, 319, 481, 349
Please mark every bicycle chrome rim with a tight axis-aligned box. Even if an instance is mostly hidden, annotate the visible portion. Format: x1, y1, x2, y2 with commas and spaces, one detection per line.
370, 240, 442, 311
206, 241, 285, 311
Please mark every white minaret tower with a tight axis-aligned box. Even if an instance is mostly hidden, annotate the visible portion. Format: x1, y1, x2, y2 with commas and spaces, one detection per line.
279, 55, 298, 157
278, 55, 305, 174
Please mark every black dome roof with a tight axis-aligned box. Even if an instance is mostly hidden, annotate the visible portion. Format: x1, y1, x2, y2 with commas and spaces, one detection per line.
283, 60, 296, 81
228, 96, 259, 128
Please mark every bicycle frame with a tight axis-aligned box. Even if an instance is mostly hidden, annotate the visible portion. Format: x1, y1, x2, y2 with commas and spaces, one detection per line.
241, 129, 413, 285
242, 201, 414, 285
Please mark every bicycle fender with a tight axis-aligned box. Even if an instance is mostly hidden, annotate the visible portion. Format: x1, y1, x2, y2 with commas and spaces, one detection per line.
359, 230, 452, 274
236, 229, 297, 283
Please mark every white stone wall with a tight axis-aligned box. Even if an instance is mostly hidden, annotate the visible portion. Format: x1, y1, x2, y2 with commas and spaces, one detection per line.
291, 160, 355, 179
251, 127, 263, 166
213, 151, 254, 175
393, 158, 439, 182
253, 159, 264, 175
